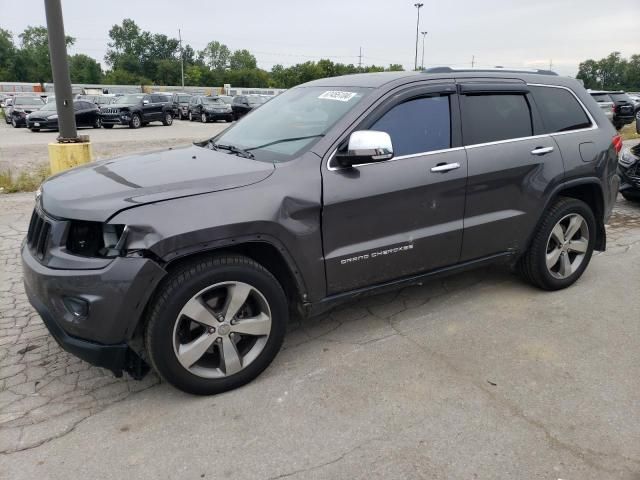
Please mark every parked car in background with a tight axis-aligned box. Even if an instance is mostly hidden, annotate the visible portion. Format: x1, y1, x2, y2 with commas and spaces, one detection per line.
170, 92, 192, 119
23, 69, 620, 395
218, 95, 234, 106
9, 96, 45, 127
608, 91, 636, 130
188, 95, 233, 122
26, 100, 101, 132
100, 93, 174, 129
618, 143, 640, 201
588, 91, 615, 123
2, 97, 14, 123
231, 94, 266, 120
45, 95, 55, 104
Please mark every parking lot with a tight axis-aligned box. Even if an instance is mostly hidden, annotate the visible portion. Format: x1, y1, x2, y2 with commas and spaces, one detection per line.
0, 119, 230, 175
1, 159, 639, 478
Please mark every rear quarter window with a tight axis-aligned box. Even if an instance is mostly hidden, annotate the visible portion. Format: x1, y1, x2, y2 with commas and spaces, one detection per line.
532, 86, 591, 133
461, 93, 532, 145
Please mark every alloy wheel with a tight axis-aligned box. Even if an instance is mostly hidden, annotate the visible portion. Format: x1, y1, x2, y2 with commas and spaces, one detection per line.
545, 213, 589, 279
201, 113, 207, 123
172, 281, 272, 379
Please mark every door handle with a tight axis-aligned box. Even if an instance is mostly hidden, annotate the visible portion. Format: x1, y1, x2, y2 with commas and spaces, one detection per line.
430, 162, 461, 173
531, 146, 554, 156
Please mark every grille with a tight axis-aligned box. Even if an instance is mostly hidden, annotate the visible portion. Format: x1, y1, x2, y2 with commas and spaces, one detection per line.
628, 163, 640, 180
103, 108, 120, 115
26, 209, 51, 260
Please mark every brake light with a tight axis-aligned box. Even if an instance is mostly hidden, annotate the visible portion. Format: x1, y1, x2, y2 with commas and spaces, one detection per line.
612, 135, 622, 154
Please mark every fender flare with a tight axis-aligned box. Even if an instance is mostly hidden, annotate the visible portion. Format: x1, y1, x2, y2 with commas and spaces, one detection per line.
159, 233, 309, 301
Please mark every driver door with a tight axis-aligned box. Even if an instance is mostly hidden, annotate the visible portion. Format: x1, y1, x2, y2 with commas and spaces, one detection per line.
322, 85, 467, 294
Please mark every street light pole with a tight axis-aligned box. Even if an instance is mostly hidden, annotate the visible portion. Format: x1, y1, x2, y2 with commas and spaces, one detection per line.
413, 3, 424, 71
420, 31, 428, 70
44, 0, 77, 141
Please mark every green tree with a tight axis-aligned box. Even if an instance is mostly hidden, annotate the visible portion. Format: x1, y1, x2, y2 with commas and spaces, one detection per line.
0, 29, 16, 81
229, 49, 257, 70
200, 41, 230, 71
386, 64, 404, 71
17, 26, 74, 83
69, 54, 102, 83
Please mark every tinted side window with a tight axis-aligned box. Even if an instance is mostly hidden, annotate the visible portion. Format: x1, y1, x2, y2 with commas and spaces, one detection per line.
370, 96, 451, 156
532, 86, 591, 133
462, 94, 532, 145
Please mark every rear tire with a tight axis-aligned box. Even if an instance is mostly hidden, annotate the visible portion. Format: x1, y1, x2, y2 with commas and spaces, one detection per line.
162, 112, 173, 126
103, 124, 114, 129
201, 112, 207, 123
518, 197, 596, 291
188, 111, 194, 121
30, 128, 40, 132
145, 255, 288, 395
93, 117, 101, 129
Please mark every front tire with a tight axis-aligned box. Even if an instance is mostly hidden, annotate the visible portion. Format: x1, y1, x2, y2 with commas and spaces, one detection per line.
103, 124, 114, 129
11, 117, 18, 128
201, 112, 207, 123
518, 197, 596, 290
162, 112, 173, 126
145, 255, 288, 395
188, 111, 194, 121
129, 113, 142, 129
93, 117, 101, 129
30, 128, 40, 132
621, 191, 640, 202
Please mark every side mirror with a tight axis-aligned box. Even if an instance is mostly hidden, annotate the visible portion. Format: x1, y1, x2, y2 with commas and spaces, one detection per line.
335, 130, 394, 168
143, 100, 149, 105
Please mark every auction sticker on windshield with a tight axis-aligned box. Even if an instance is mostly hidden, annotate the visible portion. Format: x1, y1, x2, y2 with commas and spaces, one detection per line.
318, 91, 358, 102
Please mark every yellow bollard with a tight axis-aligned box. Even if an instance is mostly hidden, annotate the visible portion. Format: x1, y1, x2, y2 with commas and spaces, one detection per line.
48, 141, 93, 174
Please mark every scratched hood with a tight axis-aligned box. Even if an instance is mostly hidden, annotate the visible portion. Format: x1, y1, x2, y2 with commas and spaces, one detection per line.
41, 145, 274, 221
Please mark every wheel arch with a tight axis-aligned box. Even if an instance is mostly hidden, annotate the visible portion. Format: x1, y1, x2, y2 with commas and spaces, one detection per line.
162, 239, 308, 313
538, 178, 606, 251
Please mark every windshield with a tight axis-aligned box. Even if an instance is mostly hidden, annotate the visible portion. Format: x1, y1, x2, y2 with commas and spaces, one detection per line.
591, 94, 612, 103
96, 96, 113, 104
203, 97, 223, 104
219, 96, 233, 104
209, 86, 370, 162
178, 95, 191, 102
609, 93, 631, 103
15, 97, 44, 106
39, 103, 57, 111
115, 94, 144, 104
248, 96, 266, 105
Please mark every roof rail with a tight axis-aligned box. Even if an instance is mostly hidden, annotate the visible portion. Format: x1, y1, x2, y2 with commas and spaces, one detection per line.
423, 66, 558, 76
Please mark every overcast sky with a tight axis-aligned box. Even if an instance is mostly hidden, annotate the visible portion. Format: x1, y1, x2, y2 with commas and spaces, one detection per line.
2, 0, 638, 76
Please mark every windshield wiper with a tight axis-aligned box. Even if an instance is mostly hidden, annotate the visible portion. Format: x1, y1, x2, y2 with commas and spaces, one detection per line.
244, 134, 325, 152
208, 141, 255, 159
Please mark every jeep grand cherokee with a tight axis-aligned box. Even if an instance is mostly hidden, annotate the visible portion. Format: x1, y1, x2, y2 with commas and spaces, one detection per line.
23, 68, 621, 395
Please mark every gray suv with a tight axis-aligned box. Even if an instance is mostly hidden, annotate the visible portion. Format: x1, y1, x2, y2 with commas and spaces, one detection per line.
22, 69, 621, 395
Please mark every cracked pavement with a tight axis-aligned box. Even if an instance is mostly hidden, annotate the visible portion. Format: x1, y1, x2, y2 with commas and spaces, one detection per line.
1, 192, 639, 479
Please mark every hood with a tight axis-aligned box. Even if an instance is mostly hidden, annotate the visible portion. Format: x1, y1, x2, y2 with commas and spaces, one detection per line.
42, 145, 275, 222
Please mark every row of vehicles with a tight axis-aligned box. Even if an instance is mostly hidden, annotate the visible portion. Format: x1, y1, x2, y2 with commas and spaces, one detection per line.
1, 91, 271, 131
588, 90, 640, 131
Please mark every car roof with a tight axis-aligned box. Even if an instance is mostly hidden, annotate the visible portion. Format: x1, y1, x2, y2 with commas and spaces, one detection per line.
301, 68, 573, 89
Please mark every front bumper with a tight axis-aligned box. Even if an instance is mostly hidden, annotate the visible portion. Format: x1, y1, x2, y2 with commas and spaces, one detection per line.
11, 113, 28, 126
100, 113, 131, 125
21, 242, 166, 376
204, 110, 233, 121
27, 118, 58, 130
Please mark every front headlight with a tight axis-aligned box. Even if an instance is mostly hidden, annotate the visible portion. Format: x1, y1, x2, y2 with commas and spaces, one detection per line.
66, 222, 128, 257
49, 114, 58, 120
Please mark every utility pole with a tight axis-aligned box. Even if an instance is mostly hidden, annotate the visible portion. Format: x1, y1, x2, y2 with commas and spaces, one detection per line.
414, 3, 423, 71
178, 29, 185, 88
358, 47, 363, 69
420, 31, 428, 70
44, 0, 76, 140
471, 55, 475, 68
549, 59, 553, 71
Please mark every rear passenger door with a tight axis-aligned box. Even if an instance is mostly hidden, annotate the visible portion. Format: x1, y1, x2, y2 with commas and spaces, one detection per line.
322, 84, 468, 294
459, 83, 565, 261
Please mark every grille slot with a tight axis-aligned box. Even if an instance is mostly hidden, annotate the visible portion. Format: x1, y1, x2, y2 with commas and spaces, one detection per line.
26, 209, 52, 260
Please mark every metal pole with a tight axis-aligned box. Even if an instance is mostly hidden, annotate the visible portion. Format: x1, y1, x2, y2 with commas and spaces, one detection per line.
420, 31, 427, 70
44, 0, 77, 141
413, 3, 423, 71
178, 29, 184, 88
